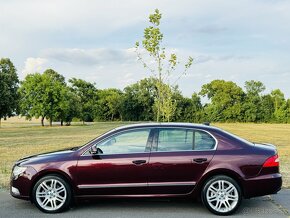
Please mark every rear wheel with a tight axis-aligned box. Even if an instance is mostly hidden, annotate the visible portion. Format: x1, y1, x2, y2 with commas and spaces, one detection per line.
201, 175, 242, 215
32, 175, 72, 213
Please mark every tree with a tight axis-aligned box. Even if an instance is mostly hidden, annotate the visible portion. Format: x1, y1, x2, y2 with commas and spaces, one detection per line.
0, 58, 19, 127
244, 80, 265, 96
286, 99, 290, 123
260, 94, 275, 122
200, 80, 245, 122
19, 69, 67, 126
43, 69, 67, 126
242, 80, 266, 122
69, 78, 97, 123
121, 78, 156, 121
135, 9, 193, 122
271, 89, 287, 122
54, 87, 81, 126
95, 88, 123, 121
171, 91, 202, 123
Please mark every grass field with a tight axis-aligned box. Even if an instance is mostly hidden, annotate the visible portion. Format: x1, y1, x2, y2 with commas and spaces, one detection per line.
0, 117, 289, 189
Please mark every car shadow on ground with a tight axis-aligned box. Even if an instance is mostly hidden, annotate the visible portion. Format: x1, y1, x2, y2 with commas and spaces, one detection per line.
68, 196, 285, 217
1, 191, 286, 218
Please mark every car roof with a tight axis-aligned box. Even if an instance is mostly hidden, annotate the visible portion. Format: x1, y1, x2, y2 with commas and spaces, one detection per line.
114, 122, 221, 132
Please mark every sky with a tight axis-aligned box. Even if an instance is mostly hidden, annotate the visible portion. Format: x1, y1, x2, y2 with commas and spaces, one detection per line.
1, 0, 290, 98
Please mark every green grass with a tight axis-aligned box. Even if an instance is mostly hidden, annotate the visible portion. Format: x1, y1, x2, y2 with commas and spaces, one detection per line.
0, 118, 289, 189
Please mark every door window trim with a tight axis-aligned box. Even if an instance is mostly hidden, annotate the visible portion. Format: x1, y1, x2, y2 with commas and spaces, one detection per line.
152, 127, 218, 153
81, 127, 154, 156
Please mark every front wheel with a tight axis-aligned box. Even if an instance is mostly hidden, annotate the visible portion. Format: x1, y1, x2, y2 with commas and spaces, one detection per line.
32, 175, 72, 213
201, 175, 242, 215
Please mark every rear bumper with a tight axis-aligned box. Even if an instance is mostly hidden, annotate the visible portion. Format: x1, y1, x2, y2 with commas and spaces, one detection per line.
243, 173, 282, 198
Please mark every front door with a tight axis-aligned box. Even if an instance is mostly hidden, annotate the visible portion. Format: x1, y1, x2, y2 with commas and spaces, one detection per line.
147, 128, 216, 194
76, 128, 153, 196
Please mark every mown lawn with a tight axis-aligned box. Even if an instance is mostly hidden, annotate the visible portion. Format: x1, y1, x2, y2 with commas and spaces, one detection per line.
0, 117, 289, 189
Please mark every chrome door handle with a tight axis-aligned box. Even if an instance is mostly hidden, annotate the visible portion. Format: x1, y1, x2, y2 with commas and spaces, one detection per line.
132, 160, 147, 165
193, 158, 207, 164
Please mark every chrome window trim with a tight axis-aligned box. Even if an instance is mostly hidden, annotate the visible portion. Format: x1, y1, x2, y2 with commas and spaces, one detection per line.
81, 127, 153, 156
153, 127, 218, 152
81, 126, 218, 156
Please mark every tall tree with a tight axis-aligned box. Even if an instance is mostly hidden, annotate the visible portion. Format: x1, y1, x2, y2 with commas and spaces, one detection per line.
19, 69, 67, 126
135, 9, 193, 122
243, 80, 266, 122
43, 69, 67, 126
0, 58, 19, 127
69, 78, 97, 123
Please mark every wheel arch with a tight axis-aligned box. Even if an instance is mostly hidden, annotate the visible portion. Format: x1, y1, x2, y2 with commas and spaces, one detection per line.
194, 168, 245, 199
29, 170, 76, 201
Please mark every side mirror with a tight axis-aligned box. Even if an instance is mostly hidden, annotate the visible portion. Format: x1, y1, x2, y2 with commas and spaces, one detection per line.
89, 146, 103, 155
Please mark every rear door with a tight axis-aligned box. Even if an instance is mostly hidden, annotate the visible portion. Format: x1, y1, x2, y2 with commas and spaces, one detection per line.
147, 128, 216, 194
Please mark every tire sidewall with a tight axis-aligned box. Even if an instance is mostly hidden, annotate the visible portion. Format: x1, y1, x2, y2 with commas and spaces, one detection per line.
201, 175, 242, 216
32, 175, 72, 213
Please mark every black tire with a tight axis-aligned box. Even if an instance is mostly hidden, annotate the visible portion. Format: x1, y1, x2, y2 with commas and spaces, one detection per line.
32, 175, 72, 213
201, 175, 242, 216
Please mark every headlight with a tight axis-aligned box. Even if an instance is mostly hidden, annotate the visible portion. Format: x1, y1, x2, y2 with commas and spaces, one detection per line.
12, 165, 27, 179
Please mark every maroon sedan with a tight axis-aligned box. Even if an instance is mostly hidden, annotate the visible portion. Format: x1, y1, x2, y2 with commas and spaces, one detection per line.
10, 123, 282, 215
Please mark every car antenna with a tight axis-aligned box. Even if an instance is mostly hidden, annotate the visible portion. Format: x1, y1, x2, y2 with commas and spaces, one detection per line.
203, 122, 210, 126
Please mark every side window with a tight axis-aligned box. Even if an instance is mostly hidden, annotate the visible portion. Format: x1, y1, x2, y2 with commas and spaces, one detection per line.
156, 129, 216, 152
96, 129, 150, 154
194, 131, 216, 150
157, 129, 193, 151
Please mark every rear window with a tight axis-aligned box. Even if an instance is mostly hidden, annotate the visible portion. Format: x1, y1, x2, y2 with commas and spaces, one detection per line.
194, 131, 216, 150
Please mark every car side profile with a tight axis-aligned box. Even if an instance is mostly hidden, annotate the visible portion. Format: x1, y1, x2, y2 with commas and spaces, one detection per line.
10, 123, 282, 215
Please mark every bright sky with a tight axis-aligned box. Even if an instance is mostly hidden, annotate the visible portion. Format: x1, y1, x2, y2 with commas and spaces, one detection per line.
1, 0, 290, 98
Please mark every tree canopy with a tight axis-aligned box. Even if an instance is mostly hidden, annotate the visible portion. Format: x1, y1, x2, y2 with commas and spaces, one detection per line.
0, 58, 19, 126
19, 69, 70, 126
12, 70, 290, 125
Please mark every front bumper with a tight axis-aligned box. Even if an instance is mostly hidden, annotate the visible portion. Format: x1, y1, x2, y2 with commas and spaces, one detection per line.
10, 166, 37, 200
243, 173, 282, 198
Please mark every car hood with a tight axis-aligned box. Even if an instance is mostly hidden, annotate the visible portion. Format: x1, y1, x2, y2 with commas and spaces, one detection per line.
16, 147, 78, 166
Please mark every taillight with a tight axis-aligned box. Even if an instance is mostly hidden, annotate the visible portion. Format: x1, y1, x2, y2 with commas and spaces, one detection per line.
263, 154, 279, 167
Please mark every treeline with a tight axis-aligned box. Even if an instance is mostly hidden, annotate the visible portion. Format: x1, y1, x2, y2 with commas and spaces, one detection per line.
1, 58, 290, 126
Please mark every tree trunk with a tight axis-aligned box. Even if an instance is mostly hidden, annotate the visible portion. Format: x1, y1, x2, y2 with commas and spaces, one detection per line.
49, 117, 52, 126
0, 118, 1, 128
41, 117, 44, 126
61, 120, 63, 126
